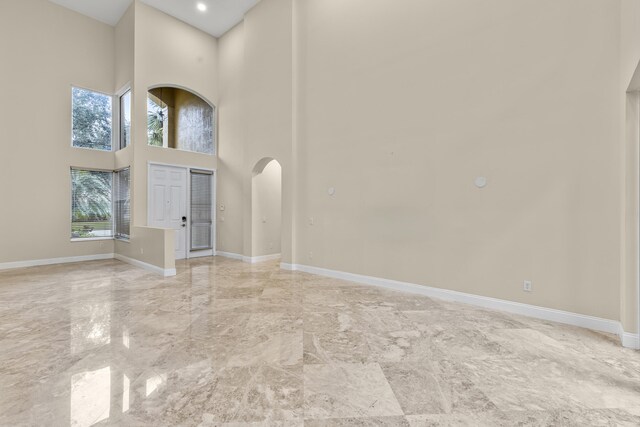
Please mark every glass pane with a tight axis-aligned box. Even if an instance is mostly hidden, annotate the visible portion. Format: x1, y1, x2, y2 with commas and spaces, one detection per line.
114, 168, 130, 239
120, 91, 131, 149
176, 93, 214, 154
147, 87, 215, 155
71, 169, 113, 238
72, 87, 112, 151
190, 172, 212, 250
147, 94, 166, 147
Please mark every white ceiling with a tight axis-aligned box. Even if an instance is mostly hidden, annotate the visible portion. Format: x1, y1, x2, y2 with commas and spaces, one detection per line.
48, 0, 259, 37
49, 0, 132, 26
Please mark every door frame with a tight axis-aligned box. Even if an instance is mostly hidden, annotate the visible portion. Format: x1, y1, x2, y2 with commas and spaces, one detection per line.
147, 161, 216, 260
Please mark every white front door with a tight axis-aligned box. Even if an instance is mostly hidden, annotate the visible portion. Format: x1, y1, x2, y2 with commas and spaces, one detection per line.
149, 164, 188, 260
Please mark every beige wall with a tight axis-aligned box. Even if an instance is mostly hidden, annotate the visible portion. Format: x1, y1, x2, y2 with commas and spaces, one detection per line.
252, 160, 282, 256
112, 1, 219, 270
2, 0, 638, 331
0, 0, 115, 263
622, 0, 640, 87
115, 226, 174, 269
217, 0, 637, 326
0, 0, 219, 271
132, 1, 219, 228
114, 4, 134, 171
216, 23, 245, 255
621, 0, 640, 333
294, 0, 623, 320
242, 0, 293, 259
216, 0, 293, 259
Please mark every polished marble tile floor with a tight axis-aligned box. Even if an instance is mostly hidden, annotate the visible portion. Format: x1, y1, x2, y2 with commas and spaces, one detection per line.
1, 257, 639, 426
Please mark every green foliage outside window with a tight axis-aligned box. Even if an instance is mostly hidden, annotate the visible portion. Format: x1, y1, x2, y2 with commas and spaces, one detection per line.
71, 169, 112, 238
72, 87, 112, 151
147, 96, 165, 147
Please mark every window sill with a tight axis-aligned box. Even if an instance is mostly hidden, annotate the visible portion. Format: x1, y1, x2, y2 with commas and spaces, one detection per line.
70, 145, 114, 153
115, 237, 130, 243
71, 237, 114, 242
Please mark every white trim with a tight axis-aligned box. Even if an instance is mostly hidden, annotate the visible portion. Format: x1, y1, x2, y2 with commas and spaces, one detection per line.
71, 237, 114, 242
189, 168, 216, 255
146, 84, 218, 156
70, 85, 117, 152
213, 171, 217, 256
148, 163, 189, 261
0, 253, 114, 270
243, 253, 281, 264
189, 250, 214, 259
636, 90, 640, 354
216, 251, 244, 261
621, 331, 640, 349
114, 254, 176, 277
148, 162, 217, 260
216, 252, 281, 264
147, 162, 217, 173
284, 263, 639, 349
280, 262, 295, 271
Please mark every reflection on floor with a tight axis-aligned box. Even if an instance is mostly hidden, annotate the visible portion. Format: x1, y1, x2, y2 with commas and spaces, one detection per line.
1, 257, 639, 426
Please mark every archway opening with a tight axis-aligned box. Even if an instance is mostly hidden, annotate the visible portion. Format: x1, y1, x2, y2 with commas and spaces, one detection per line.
251, 158, 282, 260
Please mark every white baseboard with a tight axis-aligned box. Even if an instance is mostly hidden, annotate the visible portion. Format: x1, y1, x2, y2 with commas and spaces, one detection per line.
621, 331, 640, 350
243, 253, 281, 264
217, 252, 282, 264
0, 253, 115, 271
189, 250, 214, 259
114, 254, 176, 277
216, 251, 244, 261
285, 263, 639, 349
280, 262, 295, 271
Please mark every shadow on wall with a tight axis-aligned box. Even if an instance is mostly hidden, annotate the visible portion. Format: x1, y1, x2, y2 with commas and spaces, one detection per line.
251, 158, 282, 258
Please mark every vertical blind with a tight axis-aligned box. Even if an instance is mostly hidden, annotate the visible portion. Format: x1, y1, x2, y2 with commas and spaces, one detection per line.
190, 170, 213, 250
114, 168, 130, 239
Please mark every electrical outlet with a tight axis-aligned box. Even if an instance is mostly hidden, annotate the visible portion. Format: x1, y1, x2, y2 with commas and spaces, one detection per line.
523, 280, 532, 292
308, 251, 313, 259
309, 217, 315, 226
140, 248, 144, 255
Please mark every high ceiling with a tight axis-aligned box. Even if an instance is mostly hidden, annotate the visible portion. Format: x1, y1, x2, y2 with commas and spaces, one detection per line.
48, 0, 259, 37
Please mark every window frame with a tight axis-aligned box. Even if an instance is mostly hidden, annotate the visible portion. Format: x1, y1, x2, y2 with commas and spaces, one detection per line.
145, 88, 217, 156
70, 167, 115, 241
113, 167, 131, 241
117, 85, 132, 150
70, 85, 116, 152
70, 166, 132, 242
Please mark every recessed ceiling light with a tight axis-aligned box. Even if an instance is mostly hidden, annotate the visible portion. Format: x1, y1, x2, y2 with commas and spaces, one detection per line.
197, 2, 207, 12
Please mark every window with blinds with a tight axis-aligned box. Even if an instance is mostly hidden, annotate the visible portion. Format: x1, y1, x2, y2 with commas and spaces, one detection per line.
71, 169, 113, 239
190, 170, 213, 251
114, 168, 130, 239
